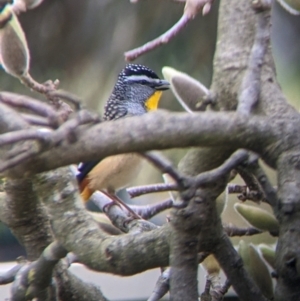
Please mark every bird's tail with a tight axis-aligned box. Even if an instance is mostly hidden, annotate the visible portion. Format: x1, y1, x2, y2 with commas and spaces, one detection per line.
79, 178, 94, 202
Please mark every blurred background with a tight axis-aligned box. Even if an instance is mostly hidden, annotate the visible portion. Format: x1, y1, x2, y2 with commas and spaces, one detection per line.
0, 0, 299, 299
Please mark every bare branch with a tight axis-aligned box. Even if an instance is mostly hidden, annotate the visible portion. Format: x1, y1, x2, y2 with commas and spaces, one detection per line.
142, 151, 186, 189
247, 161, 277, 208
91, 191, 157, 234
227, 183, 247, 194
20, 73, 59, 95
0, 92, 61, 128
0, 262, 25, 285
0, 128, 51, 147
0, 111, 278, 177
193, 149, 249, 187
127, 182, 178, 198
131, 198, 173, 219
0, 109, 100, 173
125, 0, 216, 61
224, 223, 262, 237
33, 167, 171, 275
48, 89, 84, 111
236, 167, 265, 202
0, 146, 40, 173
125, 15, 190, 61
21, 113, 54, 127
148, 268, 170, 301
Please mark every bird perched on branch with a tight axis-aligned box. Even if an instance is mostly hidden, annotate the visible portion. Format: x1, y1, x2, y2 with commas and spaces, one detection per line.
77, 64, 169, 216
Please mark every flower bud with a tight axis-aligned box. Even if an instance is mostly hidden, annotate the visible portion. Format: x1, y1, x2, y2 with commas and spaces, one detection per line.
14, 0, 44, 10
259, 244, 276, 269
234, 203, 279, 233
238, 241, 274, 299
277, 0, 300, 15
162, 66, 210, 113
0, 9, 30, 77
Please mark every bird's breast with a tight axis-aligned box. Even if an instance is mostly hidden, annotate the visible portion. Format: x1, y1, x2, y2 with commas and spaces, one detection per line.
87, 153, 143, 192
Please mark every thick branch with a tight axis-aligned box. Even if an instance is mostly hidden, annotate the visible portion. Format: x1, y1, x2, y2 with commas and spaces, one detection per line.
2, 111, 283, 177
33, 167, 171, 275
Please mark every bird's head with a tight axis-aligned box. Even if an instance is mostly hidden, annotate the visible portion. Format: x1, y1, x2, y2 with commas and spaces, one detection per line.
116, 64, 170, 111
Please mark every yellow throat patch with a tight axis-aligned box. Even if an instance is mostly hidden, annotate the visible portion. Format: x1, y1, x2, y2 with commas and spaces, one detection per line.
145, 91, 162, 111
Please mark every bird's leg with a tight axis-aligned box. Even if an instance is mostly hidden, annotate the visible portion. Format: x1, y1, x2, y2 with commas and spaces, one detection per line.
101, 190, 142, 220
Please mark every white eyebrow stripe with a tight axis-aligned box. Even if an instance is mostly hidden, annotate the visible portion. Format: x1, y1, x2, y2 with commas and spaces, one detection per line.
124, 75, 160, 83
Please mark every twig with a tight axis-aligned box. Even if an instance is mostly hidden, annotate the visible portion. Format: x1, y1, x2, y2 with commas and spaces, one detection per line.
128, 182, 251, 199
142, 151, 186, 189
19, 74, 75, 118
0, 128, 51, 147
247, 161, 277, 207
127, 183, 178, 198
237, 189, 267, 203
130, 198, 173, 219
224, 223, 262, 237
0, 263, 25, 285
147, 267, 170, 301
0, 92, 61, 128
0, 109, 99, 173
193, 149, 249, 187
125, 0, 215, 60
236, 165, 265, 203
0, 146, 39, 173
20, 73, 59, 96
218, 279, 231, 299
125, 15, 189, 61
91, 191, 157, 234
48, 89, 83, 111
49, 109, 100, 144
227, 183, 247, 194
21, 113, 53, 127
200, 276, 211, 300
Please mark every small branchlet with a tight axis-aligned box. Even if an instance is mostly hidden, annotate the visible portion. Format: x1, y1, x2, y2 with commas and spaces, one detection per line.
0, 94, 100, 173
127, 183, 178, 198
130, 198, 173, 220
224, 223, 262, 237
125, 0, 215, 61
91, 191, 158, 234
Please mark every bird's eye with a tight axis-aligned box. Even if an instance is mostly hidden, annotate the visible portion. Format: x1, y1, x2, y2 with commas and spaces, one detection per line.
139, 80, 149, 85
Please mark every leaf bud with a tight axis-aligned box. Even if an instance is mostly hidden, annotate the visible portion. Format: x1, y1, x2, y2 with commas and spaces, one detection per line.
234, 203, 279, 233
259, 244, 276, 269
238, 241, 274, 299
162, 66, 210, 113
277, 0, 300, 15
0, 10, 30, 77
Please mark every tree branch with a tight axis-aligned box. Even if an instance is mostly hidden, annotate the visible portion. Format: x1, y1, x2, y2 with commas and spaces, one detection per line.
1, 111, 280, 178
33, 167, 171, 275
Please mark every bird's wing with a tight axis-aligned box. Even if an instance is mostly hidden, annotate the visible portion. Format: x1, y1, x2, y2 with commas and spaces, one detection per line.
77, 161, 99, 201
104, 101, 128, 121
77, 161, 99, 184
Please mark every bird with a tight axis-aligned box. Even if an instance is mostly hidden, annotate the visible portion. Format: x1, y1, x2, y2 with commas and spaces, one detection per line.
77, 64, 170, 217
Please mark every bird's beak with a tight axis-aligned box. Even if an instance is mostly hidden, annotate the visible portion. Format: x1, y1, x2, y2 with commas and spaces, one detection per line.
154, 79, 170, 91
